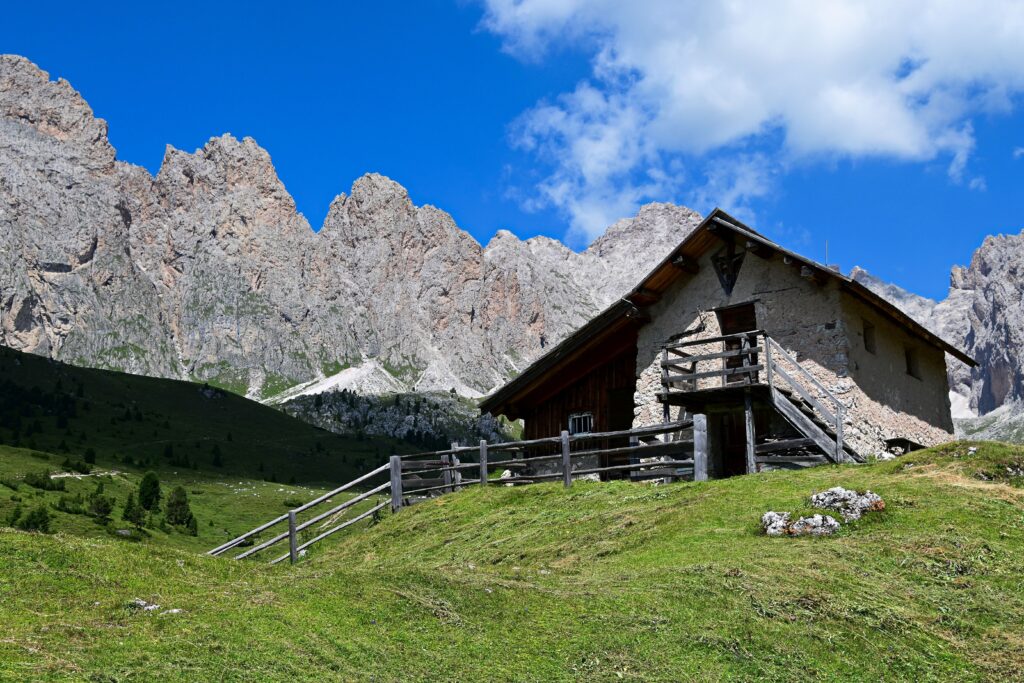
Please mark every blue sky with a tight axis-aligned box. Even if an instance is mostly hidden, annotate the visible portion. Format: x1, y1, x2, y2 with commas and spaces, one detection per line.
3, 1, 1023, 300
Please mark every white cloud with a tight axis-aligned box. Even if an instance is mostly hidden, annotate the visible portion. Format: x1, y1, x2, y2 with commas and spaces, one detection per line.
480, 0, 1024, 240
1014, 147, 1024, 159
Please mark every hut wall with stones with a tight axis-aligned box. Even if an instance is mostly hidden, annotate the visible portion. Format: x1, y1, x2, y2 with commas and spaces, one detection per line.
632, 245, 954, 456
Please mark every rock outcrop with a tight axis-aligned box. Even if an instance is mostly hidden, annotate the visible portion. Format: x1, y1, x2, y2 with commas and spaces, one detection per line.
0, 55, 701, 399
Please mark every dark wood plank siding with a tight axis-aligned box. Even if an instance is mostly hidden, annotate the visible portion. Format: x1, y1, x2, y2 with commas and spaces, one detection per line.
523, 342, 638, 440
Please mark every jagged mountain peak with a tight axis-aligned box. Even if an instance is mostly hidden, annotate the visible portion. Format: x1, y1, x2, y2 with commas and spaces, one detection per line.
0, 54, 114, 166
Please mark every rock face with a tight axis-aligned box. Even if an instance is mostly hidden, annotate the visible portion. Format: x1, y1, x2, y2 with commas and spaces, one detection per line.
0, 55, 702, 399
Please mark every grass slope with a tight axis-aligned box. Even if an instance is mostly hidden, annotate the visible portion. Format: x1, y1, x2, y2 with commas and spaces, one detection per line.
3, 442, 1024, 681
0, 345, 410, 484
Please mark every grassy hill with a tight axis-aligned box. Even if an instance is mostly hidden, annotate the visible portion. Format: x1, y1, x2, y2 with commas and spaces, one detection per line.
0, 345, 410, 485
3, 442, 1024, 681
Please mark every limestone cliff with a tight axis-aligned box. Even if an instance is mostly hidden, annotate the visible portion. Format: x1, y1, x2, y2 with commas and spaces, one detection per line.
0, 55, 700, 399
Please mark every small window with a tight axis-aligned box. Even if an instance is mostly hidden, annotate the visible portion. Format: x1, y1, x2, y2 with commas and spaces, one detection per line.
568, 412, 594, 435
863, 320, 877, 354
905, 347, 921, 379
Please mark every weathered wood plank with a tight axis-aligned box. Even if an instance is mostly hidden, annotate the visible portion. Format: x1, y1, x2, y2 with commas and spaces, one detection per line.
208, 462, 390, 556
693, 413, 708, 481
661, 346, 763, 366
754, 438, 816, 454
269, 502, 387, 565
479, 440, 488, 486
288, 510, 298, 565
561, 430, 572, 488
390, 455, 404, 513
769, 387, 841, 463
770, 363, 836, 424
666, 364, 763, 383
234, 482, 390, 559
744, 389, 757, 475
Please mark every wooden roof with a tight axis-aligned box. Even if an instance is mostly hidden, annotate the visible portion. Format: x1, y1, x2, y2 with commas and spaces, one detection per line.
480, 208, 976, 416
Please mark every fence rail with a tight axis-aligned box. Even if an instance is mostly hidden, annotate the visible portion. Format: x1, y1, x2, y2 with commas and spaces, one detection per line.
209, 419, 694, 565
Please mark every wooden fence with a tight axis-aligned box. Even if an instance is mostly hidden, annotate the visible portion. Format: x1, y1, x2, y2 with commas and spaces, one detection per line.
208, 419, 693, 565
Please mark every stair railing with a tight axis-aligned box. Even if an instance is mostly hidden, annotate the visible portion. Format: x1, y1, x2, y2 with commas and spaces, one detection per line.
762, 336, 846, 461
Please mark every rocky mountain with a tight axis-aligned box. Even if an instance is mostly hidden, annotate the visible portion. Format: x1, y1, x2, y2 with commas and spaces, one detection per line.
280, 390, 518, 452
0, 55, 700, 400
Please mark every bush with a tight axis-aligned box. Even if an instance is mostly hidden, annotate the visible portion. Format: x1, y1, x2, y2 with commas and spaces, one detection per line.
282, 497, 304, 508
0, 478, 19, 492
87, 481, 114, 520
122, 492, 145, 527
83, 447, 96, 465
16, 505, 51, 533
165, 486, 196, 529
61, 458, 91, 475
23, 470, 65, 491
55, 493, 86, 515
138, 471, 160, 511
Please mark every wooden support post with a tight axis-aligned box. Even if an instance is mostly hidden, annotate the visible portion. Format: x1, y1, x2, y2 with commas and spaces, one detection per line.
561, 430, 572, 488
479, 440, 488, 486
452, 454, 462, 491
288, 510, 298, 565
835, 405, 845, 462
744, 389, 757, 474
628, 435, 639, 481
693, 414, 708, 481
389, 455, 403, 512
442, 450, 454, 494
763, 334, 774, 393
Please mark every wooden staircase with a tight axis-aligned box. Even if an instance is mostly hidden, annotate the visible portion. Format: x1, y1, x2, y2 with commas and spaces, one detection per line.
659, 330, 863, 468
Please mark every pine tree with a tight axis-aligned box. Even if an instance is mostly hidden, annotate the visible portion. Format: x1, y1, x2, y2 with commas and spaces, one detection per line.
211, 444, 223, 467
87, 481, 113, 520
83, 447, 96, 464
122, 492, 144, 527
165, 486, 196, 528
138, 471, 161, 511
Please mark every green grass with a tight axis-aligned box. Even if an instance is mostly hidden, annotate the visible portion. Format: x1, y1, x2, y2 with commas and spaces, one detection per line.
0, 345, 413, 485
0, 443, 363, 554
2, 441, 1024, 680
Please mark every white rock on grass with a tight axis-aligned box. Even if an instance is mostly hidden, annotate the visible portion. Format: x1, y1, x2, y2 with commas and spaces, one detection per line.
810, 487, 885, 522
761, 511, 840, 537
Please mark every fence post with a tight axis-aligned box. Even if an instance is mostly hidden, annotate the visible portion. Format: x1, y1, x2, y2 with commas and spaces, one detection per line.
835, 405, 845, 463
479, 439, 488, 486
389, 455, 403, 512
561, 430, 572, 488
288, 509, 298, 565
443, 445, 455, 494
693, 413, 708, 481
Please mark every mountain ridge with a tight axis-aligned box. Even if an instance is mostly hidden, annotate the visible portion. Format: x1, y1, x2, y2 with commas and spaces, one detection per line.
0, 54, 700, 399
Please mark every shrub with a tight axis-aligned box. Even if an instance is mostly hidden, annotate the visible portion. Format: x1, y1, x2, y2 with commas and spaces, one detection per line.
87, 481, 114, 520
62, 458, 91, 475
55, 493, 86, 515
0, 478, 19, 492
23, 470, 65, 491
16, 505, 51, 533
165, 486, 196, 529
282, 497, 304, 508
122, 492, 145, 527
138, 471, 161, 511
83, 447, 96, 465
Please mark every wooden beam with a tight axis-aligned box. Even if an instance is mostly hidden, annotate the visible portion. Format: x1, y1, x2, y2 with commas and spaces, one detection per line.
800, 265, 827, 286
744, 389, 757, 475
390, 455, 403, 512
671, 254, 699, 274
745, 240, 774, 258
561, 430, 572, 488
693, 414, 708, 481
